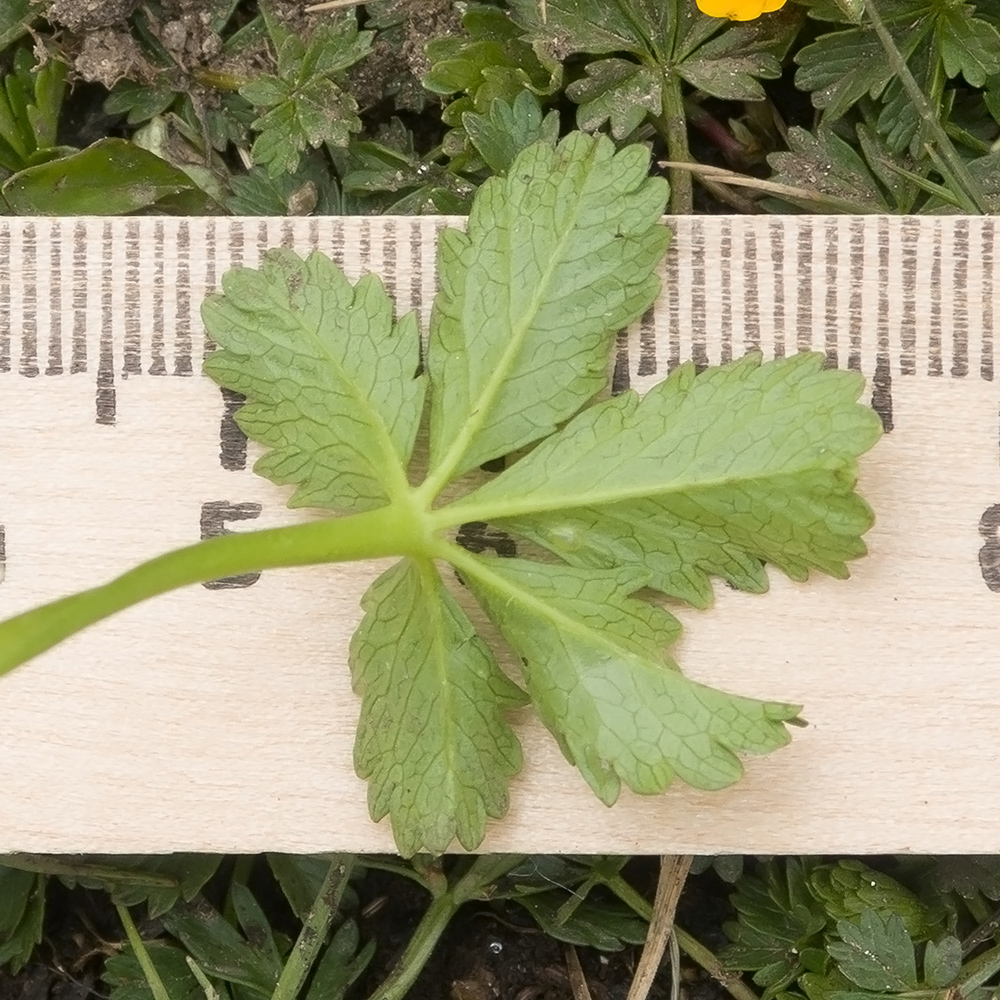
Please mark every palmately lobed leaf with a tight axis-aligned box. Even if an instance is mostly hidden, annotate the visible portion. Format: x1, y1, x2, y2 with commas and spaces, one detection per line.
349, 559, 527, 857
461, 557, 800, 804
454, 352, 881, 608
427, 131, 670, 481
203, 249, 424, 513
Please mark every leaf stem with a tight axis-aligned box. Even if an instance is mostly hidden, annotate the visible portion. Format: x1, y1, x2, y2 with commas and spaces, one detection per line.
365, 856, 525, 1000
652, 70, 693, 214
117, 904, 173, 1000
0, 504, 421, 678
272, 856, 354, 1000
863, 0, 989, 214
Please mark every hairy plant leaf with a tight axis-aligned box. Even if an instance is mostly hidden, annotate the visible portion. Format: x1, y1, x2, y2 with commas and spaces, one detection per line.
567, 59, 663, 139
513, 891, 649, 950
722, 859, 829, 995
809, 861, 934, 942
675, 10, 802, 101
924, 936, 962, 988
463, 91, 560, 173
766, 126, 907, 213
0, 866, 44, 974
456, 352, 880, 609
428, 132, 669, 480
104, 941, 204, 1000
464, 559, 799, 803
349, 559, 527, 856
162, 895, 280, 997
241, 18, 373, 176
203, 249, 424, 512
828, 911, 919, 993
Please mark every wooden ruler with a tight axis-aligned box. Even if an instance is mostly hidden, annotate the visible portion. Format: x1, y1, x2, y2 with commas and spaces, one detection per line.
0, 215, 996, 854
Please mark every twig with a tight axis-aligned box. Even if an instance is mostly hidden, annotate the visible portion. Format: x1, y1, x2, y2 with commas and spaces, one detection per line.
626, 855, 693, 1000
565, 944, 595, 1000
304, 0, 361, 10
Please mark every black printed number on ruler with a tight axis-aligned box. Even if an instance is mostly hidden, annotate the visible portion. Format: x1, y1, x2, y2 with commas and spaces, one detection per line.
201, 501, 262, 590
979, 504, 1000, 591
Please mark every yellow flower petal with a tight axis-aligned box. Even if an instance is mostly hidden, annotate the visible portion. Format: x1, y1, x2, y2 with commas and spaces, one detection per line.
695, 0, 788, 19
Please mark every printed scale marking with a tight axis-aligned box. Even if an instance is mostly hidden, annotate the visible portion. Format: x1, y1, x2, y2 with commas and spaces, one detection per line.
0, 216, 998, 586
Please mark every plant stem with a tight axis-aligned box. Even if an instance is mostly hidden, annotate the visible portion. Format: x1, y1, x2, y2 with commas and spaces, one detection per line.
605, 873, 761, 1000
863, 0, 989, 214
365, 856, 525, 1000
0, 503, 421, 678
654, 72, 693, 214
117, 904, 173, 1000
272, 856, 354, 1000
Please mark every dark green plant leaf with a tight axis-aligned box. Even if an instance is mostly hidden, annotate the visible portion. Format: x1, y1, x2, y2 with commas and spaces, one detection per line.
104, 941, 204, 1000
923, 936, 962, 988
306, 919, 375, 1000
722, 860, 829, 996
226, 156, 343, 216
512, 891, 649, 951
809, 861, 934, 942
676, 8, 803, 101
53, 855, 222, 920
766, 126, 904, 213
2, 138, 219, 214
105, 80, 179, 126
828, 910, 919, 993
567, 59, 662, 139
162, 895, 281, 997
936, 3, 1000, 87
241, 17, 373, 176
930, 856, 1000, 900
268, 855, 336, 921
463, 91, 560, 172
0, 0, 33, 50
0, 866, 44, 974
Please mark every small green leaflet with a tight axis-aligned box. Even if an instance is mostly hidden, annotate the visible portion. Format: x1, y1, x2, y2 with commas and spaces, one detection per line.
201, 132, 882, 855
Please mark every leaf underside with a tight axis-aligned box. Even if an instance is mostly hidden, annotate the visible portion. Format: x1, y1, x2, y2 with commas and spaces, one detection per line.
203, 132, 882, 855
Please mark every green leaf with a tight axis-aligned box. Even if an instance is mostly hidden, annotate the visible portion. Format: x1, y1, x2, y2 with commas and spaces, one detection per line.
2, 138, 218, 215
457, 352, 880, 609
427, 132, 669, 481
0, 0, 33, 51
828, 910, 919, 993
766, 126, 905, 213
513, 891, 649, 950
349, 559, 527, 856
930, 856, 1000, 900
676, 9, 802, 101
722, 859, 829, 995
809, 861, 934, 942
306, 919, 374, 1000
162, 896, 281, 997
240, 18, 373, 176
463, 558, 798, 802
0, 866, 44, 974
567, 59, 662, 139
795, 24, 906, 122
463, 91, 560, 173
226, 157, 343, 216
202, 249, 425, 513
923, 936, 962, 988
936, 4, 1000, 87
104, 941, 204, 1000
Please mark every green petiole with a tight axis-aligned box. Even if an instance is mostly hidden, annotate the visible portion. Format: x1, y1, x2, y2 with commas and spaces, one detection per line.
0, 503, 427, 678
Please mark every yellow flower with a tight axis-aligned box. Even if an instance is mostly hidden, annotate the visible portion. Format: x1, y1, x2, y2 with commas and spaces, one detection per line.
696, 0, 787, 19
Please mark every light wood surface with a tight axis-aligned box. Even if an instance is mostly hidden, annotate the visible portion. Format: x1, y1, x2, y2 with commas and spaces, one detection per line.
0, 215, 996, 854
